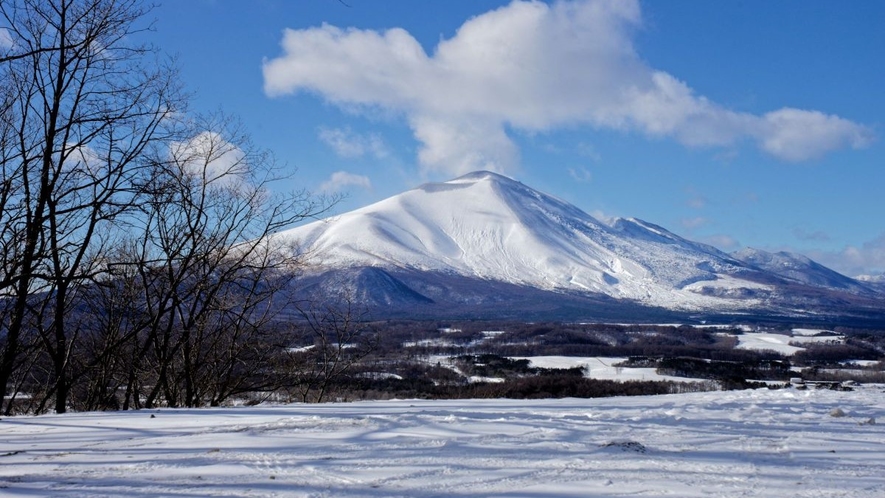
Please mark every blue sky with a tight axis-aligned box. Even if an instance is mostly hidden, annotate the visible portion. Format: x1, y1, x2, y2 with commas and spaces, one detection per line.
147, 0, 884, 277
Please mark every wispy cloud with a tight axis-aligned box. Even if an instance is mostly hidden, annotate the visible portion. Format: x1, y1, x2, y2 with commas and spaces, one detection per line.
681, 217, 709, 230
0, 28, 13, 50
568, 167, 593, 183
264, 0, 873, 176
318, 126, 388, 159
702, 234, 740, 251
319, 170, 373, 193
170, 131, 248, 187
575, 142, 601, 161
685, 188, 708, 209
807, 233, 885, 277
590, 209, 617, 225
793, 228, 831, 242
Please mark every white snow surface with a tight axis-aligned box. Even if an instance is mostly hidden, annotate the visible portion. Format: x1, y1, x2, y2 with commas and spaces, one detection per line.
735, 332, 845, 356
792, 328, 837, 336
856, 273, 885, 283
2, 388, 884, 497
515, 356, 704, 383
278, 171, 770, 310
427, 355, 706, 383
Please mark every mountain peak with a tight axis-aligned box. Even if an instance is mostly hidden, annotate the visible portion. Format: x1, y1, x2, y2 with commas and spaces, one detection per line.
422, 170, 522, 191
449, 170, 514, 183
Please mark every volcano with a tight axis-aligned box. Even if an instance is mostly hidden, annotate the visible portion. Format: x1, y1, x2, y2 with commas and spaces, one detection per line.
278, 171, 883, 322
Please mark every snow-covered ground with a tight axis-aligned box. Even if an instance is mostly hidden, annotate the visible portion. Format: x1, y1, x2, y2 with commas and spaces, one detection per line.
734, 332, 844, 355
842, 360, 881, 368
427, 355, 706, 384
2, 387, 883, 497
515, 356, 704, 383
792, 328, 838, 337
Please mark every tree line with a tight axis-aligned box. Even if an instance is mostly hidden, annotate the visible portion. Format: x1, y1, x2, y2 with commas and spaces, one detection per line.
0, 0, 361, 415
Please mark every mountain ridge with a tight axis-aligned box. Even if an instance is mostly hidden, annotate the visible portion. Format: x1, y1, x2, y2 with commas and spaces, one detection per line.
278, 171, 883, 322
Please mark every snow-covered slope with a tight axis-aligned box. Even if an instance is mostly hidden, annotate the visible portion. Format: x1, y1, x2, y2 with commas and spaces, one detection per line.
281, 171, 769, 311
856, 273, 885, 294
857, 273, 885, 284
3, 388, 884, 497
732, 247, 875, 296
278, 171, 883, 317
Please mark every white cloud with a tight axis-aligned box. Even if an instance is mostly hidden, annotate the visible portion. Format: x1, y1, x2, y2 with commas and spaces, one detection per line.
575, 142, 601, 161
758, 108, 873, 162
703, 235, 740, 251
590, 209, 617, 225
686, 197, 706, 209
318, 126, 388, 159
319, 171, 373, 193
170, 131, 248, 187
410, 115, 519, 175
681, 217, 709, 230
808, 233, 885, 277
568, 167, 593, 183
263, 0, 873, 176
685, 188, 708, 209
0, 28, 13, 50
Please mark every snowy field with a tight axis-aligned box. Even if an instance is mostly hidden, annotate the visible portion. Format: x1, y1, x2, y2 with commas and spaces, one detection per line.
2, 387, 884, 497
734, 332, 844, 356
515, 356, 702, 383
428, 355, 704, 384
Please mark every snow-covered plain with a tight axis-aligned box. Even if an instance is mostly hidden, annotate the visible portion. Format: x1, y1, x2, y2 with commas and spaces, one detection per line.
515, 356, 703, 383
734, 332, 844, 356
426, 355, 706, 384
2, 387, 883, 497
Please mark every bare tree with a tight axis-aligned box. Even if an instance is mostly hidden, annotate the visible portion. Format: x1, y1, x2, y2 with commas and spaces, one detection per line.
281, 294, 379, 403
0, 0, 182, 414
101, 117, 328, 409
1, 1, 342, 414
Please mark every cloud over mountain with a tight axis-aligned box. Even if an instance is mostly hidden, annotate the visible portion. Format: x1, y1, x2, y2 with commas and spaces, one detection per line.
263, 0, 872, 175
319, 170, 373, 193
809, 233, 885, 278
318, 126, 388, 159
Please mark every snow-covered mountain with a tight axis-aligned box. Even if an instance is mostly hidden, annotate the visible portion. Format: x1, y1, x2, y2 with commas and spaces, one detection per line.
278, 171, 883, 320
856, 273, 885, 294
731, 248, 875, 295
857, 273, 885, 283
